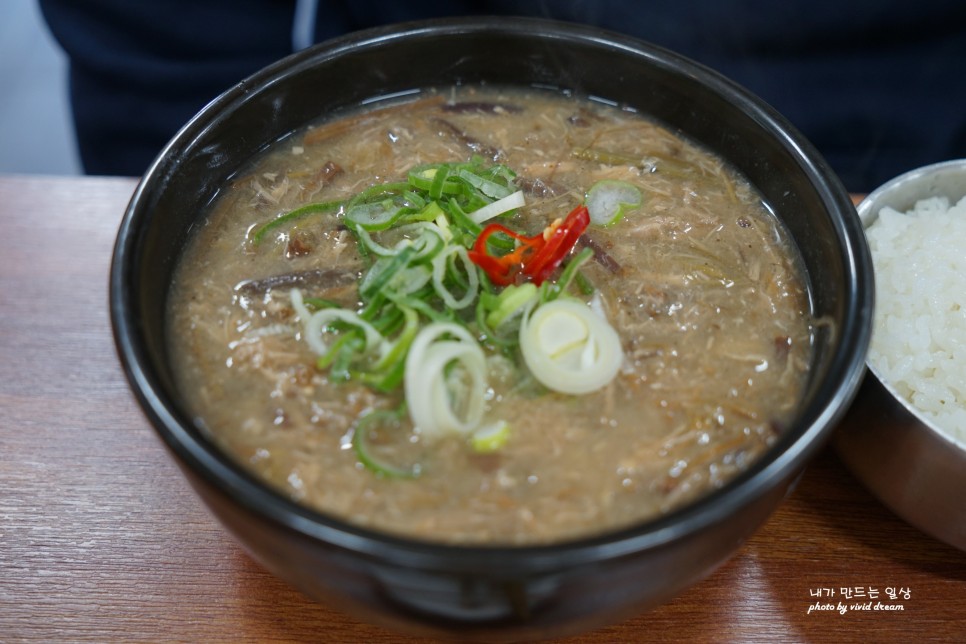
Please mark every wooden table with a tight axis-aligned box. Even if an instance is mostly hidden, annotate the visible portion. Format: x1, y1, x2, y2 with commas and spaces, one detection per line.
1, 174, 963, 642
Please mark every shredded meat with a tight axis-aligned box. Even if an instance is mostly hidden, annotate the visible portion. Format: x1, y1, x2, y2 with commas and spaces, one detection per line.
234, 268, 357, 297
430, 117, 504, 162
577, 235, 623, 274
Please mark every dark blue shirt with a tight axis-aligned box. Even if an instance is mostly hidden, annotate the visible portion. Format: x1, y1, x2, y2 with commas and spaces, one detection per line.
40, 0, 966, 191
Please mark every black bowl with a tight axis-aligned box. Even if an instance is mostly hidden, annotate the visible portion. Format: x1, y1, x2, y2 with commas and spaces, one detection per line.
110, 17, 873, 640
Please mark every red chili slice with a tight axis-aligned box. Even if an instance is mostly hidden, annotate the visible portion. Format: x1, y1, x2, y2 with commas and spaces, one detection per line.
522, 205, 590, 285
468, 204, 589, 287
467, 223, 545, 286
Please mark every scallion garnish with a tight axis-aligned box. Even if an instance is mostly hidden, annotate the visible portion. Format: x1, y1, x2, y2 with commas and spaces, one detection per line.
274, 156, 626, 476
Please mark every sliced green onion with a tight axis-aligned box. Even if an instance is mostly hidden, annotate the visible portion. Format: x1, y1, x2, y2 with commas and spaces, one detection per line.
389, 265, 433, 297
352, 222, 446, 261
351, 408, 420, 479
574, 269, 595, 295
404, 322, 487, 440
358, 245, 418, 300
484, 282, 538, 329
469, 189, 526, 225
479, 162, 517, 187
372, 306, 419, 372
585, 180, 643, 226
303, 296, 341, 311
542, 247, 594, 302
391, 293, 457, 323
342, 182, 416, 231
408, 165, 461, 196
457, 167, 514, 200
402, 190, 426, 210
315, 331, 363, 370
358, 354, 407, 392
412, 200, 445, 222
360, 306, 420, 392
350, 225, 403, 258
519, 299, 623, 394
406, 223, 447, 261
406, 165, 437, 192
251, 199, 342, 245
431, 245, 479, 310
344, 198, 408, 231
441, 198, 483, 242
475, 296, 519, 348
471, 419, 510, 453
364, 299, 406, 334
348, 181, 411, 201
291, 288, 386, 358
428, 164, 453, 200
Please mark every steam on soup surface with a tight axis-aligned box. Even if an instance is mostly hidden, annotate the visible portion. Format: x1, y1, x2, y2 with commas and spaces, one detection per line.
167, 87, 813, 545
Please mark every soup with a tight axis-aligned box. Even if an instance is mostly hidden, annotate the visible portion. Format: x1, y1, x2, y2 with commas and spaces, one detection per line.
167, 86, 813, 545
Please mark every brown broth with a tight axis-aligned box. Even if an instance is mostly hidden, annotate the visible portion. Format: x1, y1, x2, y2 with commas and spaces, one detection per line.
167, 86, 813, 545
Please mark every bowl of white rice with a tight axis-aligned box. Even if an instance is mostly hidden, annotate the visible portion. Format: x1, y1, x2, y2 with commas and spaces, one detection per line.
835, 158, 966, 551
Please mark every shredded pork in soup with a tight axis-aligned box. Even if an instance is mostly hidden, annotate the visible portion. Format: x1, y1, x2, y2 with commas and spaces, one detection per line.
167, 87, 813, 544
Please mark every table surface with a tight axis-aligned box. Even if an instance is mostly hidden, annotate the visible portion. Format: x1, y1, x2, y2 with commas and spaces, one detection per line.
1, 174, 963, 643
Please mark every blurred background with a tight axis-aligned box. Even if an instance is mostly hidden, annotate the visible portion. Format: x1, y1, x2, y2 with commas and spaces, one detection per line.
4, 0, 963, 188
0, 1, 81, 175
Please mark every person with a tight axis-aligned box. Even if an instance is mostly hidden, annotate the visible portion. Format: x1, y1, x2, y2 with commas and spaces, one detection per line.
40, 0, 966, 192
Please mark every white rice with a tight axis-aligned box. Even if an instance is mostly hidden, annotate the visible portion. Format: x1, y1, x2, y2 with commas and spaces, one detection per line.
866, 194, 966, 443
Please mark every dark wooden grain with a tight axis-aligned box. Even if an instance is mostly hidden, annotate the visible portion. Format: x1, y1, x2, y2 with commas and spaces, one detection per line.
1, 175, 963, 642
